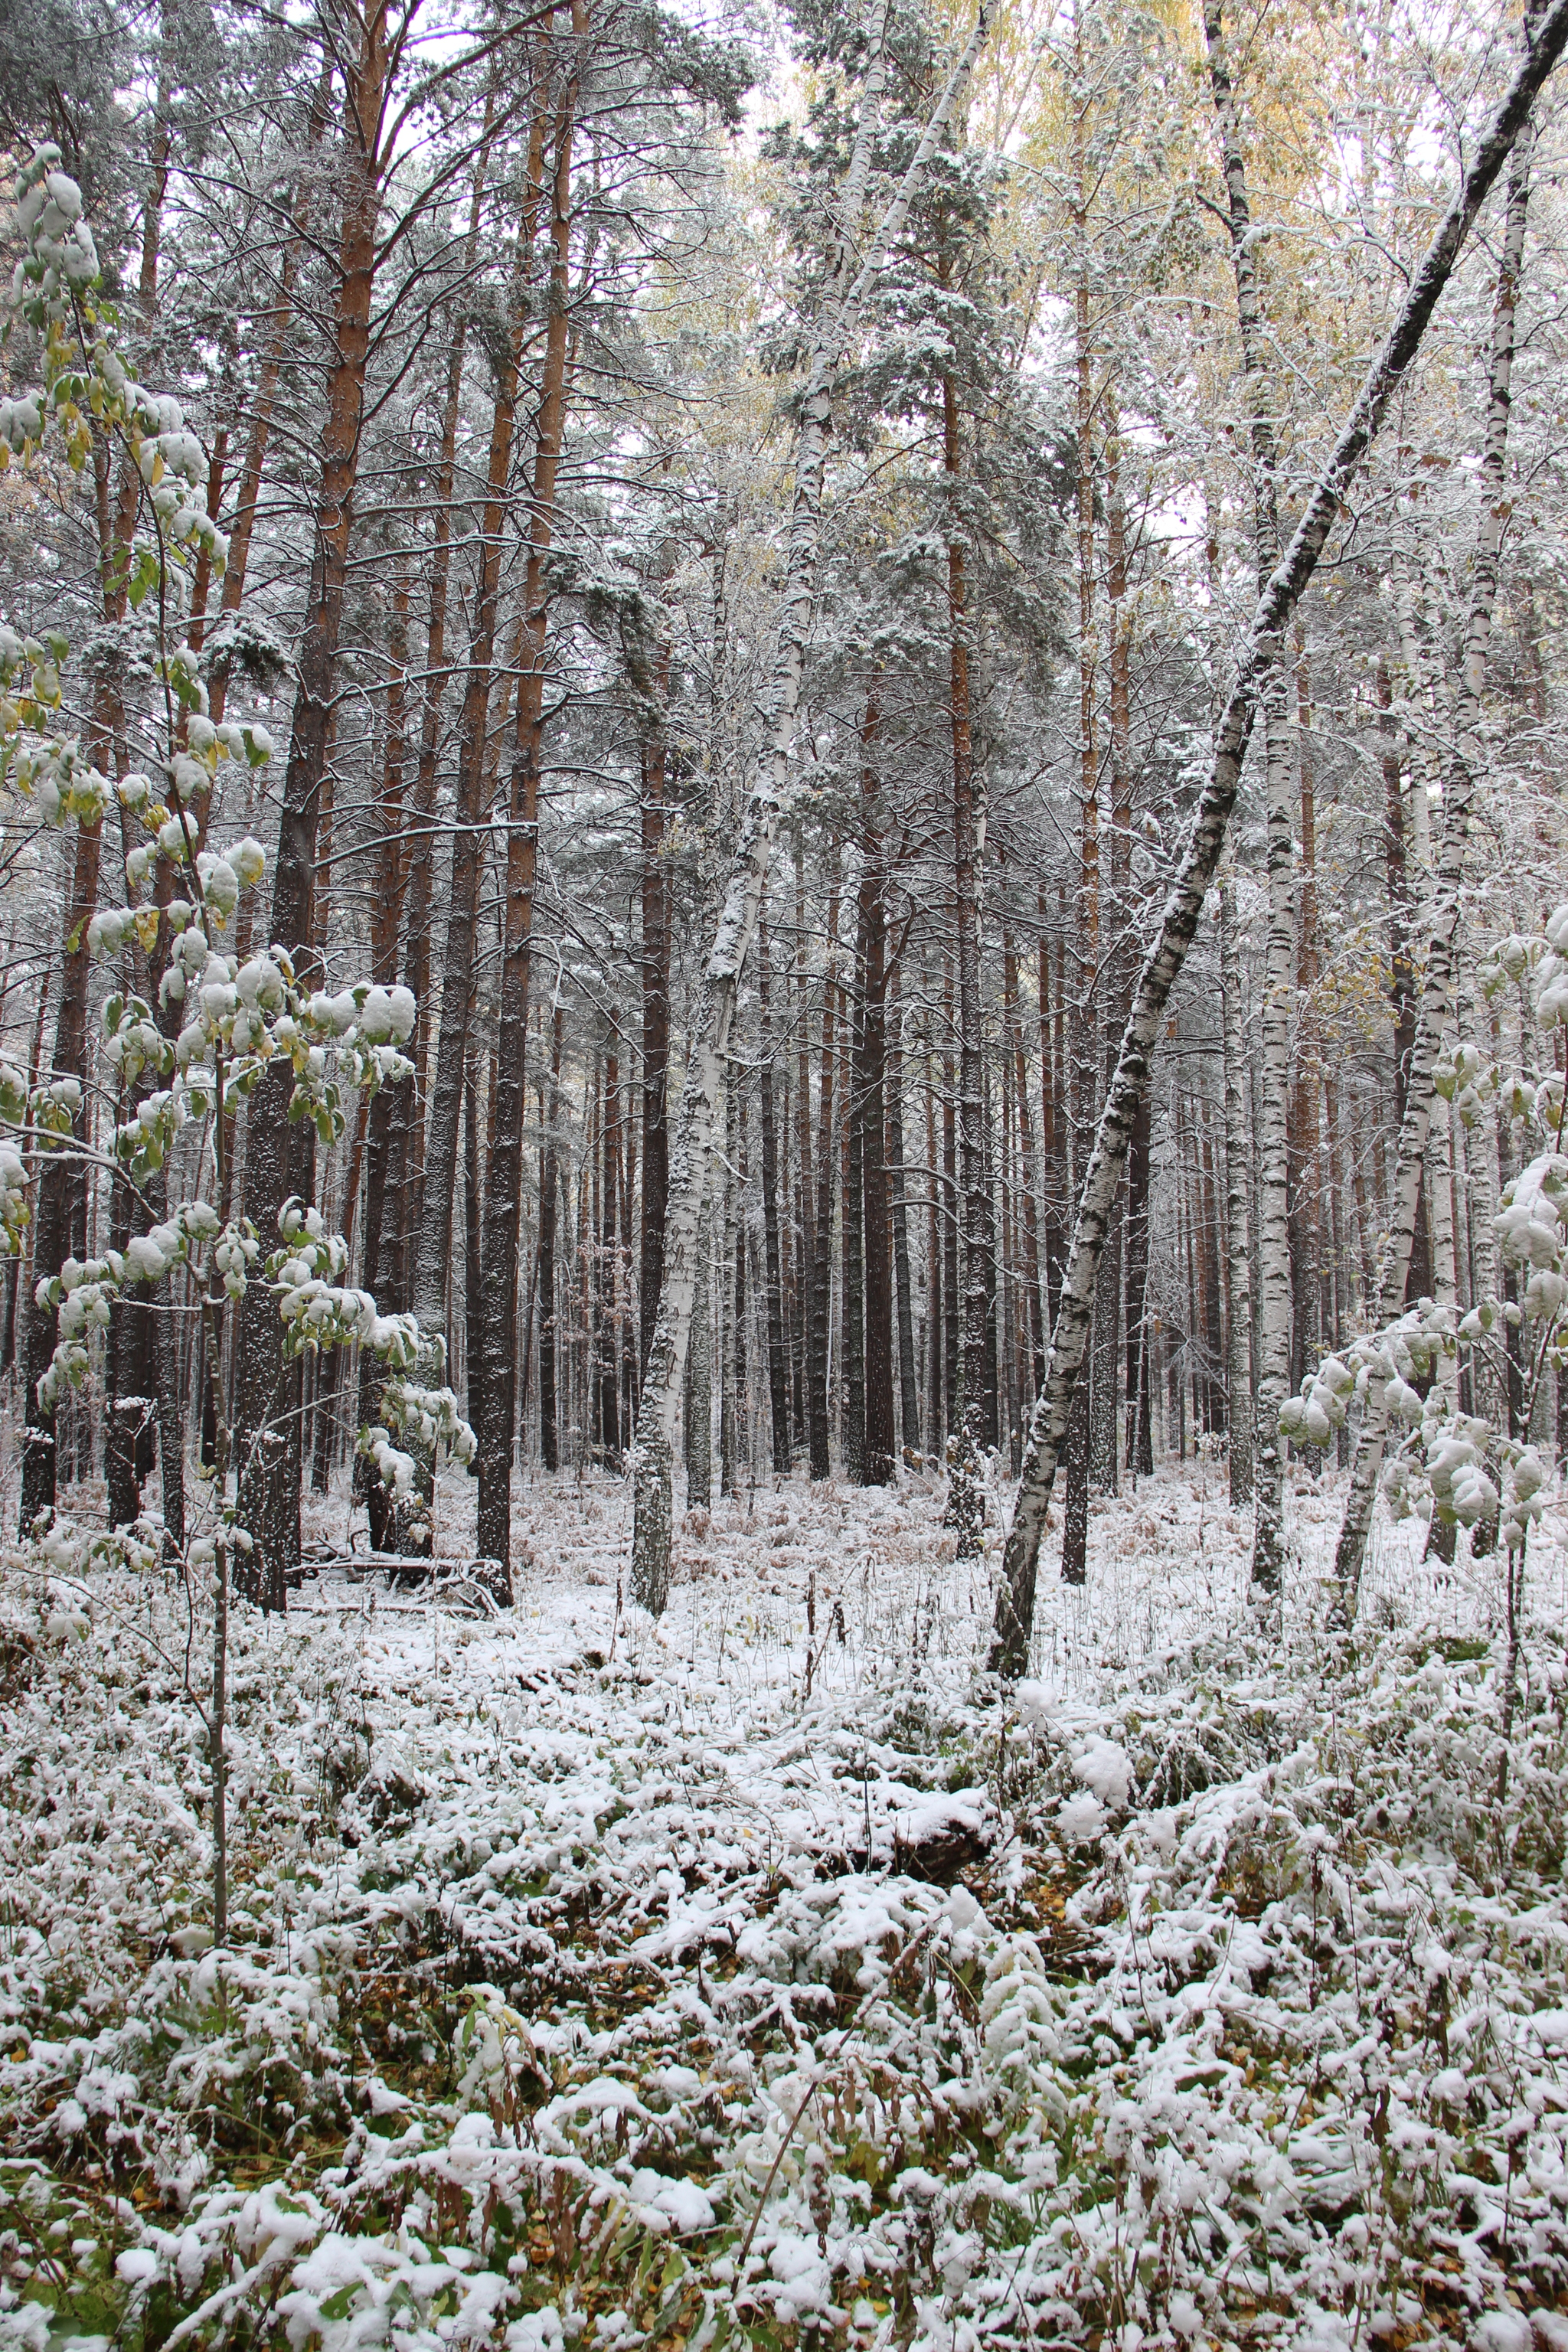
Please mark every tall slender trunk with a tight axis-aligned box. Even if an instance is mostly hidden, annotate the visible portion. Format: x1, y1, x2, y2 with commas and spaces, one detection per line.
1203, 0, 1295, 1594
464, 1050, 485, 1428
1061, 117, 1099, 1577
1124, 1087, 1154, 1479
985, 2, 1566, 1674
537, 1005, 564, 1472
1004, 936, 1045, 1396
356, 545, 413, 1508
720, 1078, 739, 1498
236, 0, 391, 1602
945, 355, 989, 1559
1220, 880, 1254, 1501
759, 916, 791, 1473
413, 151, 541, 1368
377, 133, 492, 1332
1091, 400, 1132, 1496
685, 1200, 713, 1509
925, 1027, 944, 1456
639, 697, 671, 1380
795, 840, 815, 1452
597, 1044, 622, 1464
808, 877, 841, 1478
1289, 639, 1324, 1387
887, 960, 920, 1462
475, 36, 580, 1580
842, 922, 866, 1485
860, 768, 895, 1486
942, 978, 960, 1451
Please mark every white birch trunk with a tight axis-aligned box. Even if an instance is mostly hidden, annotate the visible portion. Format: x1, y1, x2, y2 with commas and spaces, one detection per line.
1202, 0, 1297, 1592
630, 2, 990, 1613
1331, 91, 1537, 1619
988, 0, 1568, 1675
1220, 878, 1253, 1504
684, 1197, 712, 1512
1250, 682, 1295, 1591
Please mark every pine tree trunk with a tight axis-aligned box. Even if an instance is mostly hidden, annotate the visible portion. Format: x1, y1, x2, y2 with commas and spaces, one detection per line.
598, 1046, 622, 1465
941, 959, 960, 1452
860, 798, 895, 1487
925, 1033, 944, 1458
235, 2, 390, 1601
887, 961, 920, 1463
759, 916, 791, 1473
474, 49, 578, 1579
356, 549, 413, 1522
842, 903, 867, 1486
795, 841, 815, 1453
808, 880, 840, 1480
537, 1005, 563, 1474
720, 1076, 740, 1501
944, 353, 989, 1557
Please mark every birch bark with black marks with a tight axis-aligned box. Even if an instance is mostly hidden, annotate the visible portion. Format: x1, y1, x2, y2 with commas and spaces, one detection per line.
629, 1, 988, 1613
987, 0, 1568, 1676
1220, 879, 1253, 1504
1198, 0, 1297, 1590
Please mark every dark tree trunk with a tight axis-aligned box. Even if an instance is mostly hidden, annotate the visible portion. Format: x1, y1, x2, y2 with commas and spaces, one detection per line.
941, 956, 960, 1449
859, 703, 895, 1486
841, 929, 866, 1487
887, 961, 920, 1464
236, 1, 390, 1602
759, 918, 790, 1473
808, 878, 839, 1478
537, 1004, 563, 1474
474, 56, 577, 1579
944, 363, 990, 1557
597, 1048, 622, 1465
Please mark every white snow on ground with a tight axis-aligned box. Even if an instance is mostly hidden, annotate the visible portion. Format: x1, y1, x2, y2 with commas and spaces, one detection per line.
4, 1459, 1568, 2352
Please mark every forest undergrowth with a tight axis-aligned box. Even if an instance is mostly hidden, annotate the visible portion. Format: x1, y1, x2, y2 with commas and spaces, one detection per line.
3, 1465, 1568, 2352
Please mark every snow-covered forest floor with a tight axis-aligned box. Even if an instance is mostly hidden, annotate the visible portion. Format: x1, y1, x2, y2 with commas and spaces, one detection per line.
5, 1459, 1568, 2352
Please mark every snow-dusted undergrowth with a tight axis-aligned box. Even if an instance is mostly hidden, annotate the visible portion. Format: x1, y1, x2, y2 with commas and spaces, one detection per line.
3, 1465, 1568, 2352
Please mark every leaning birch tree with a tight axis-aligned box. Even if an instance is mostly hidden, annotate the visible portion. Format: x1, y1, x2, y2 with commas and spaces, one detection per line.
987, 0, 1568, 1677
628, 2, 991, 1615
